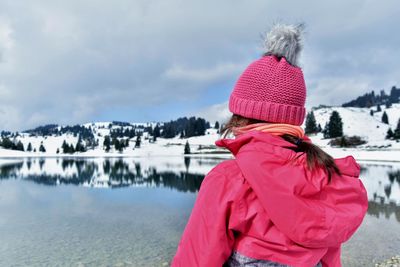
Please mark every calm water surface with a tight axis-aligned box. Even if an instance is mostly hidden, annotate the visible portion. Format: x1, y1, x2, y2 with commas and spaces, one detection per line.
0, 157, 399, 267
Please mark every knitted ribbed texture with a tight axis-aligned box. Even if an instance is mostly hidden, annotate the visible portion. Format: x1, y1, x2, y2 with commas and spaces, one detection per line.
229, 55, 306, 125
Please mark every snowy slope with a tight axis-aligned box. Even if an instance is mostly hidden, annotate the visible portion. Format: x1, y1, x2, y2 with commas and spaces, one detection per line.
314, 104, 400, 141
0, 123, 227, 158
309, 104, 400, 148
0, 104, 400, 161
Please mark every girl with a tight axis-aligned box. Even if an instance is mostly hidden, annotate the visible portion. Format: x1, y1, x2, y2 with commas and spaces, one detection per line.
172, 24, 368, 267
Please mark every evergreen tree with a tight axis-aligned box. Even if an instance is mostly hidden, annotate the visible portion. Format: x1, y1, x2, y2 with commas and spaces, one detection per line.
146, 126, 154, 136
120, 139, 126, 151
214, 121, 220, 130
69, 144, 75, 153
194, 117, 207, 136
75, 136, 86, 152
381, 111, 389, 124
62, 140, 69, 153
376, 104, 381, 112
305, 111, 318, 134
39, 143, 46, 152
0, 137, 15, 149
389, 86, 400, 104
317, 124, 322, 133
162, 123, 176, 138
135, 135, 141, 148
370, 109, 374, 116
153, 124, 161, 139
327, 111, 343, 138
386, 128, 394, 139
27, 142, 32, 152
184, 120, 194, 138
394, 118, 400, 139
130, 129, 136, 138
103, 135, 111, 152
322, 123, 329, 139
159, 116, 210, 139
16, 141, 24, 151
184, 140, 191, 154
113, 138, 122, 152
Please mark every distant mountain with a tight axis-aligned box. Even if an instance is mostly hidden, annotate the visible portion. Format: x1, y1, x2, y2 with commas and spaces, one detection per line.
342, 86, 400, 108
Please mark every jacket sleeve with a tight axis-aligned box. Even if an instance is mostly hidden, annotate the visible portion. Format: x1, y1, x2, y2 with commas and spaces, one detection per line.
171, 164, 243, 267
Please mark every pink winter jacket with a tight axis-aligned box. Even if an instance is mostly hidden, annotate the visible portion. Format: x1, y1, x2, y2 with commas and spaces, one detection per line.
172, 130, 368, 267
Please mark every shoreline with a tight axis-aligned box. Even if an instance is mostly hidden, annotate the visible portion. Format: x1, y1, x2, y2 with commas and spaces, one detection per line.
1, 141, 400, 163
0, 151, 400, 165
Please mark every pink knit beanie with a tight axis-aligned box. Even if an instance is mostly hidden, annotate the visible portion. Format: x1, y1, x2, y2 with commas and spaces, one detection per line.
229, 24, 306, 126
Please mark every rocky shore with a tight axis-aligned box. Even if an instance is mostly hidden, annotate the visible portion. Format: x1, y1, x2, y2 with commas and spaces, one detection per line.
375, 255, 400, 267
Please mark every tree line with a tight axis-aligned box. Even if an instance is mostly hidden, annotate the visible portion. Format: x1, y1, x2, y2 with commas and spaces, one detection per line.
161, 116, 210, 139
342, 86, 400, 108
0, 117, 212, 153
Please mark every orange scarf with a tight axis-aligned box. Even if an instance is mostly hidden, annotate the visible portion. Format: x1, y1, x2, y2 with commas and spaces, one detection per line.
231, 123, 305, 138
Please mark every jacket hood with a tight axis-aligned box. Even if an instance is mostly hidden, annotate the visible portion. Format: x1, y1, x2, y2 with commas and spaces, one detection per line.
215, 130, 368, 248
215, 130, 360, 179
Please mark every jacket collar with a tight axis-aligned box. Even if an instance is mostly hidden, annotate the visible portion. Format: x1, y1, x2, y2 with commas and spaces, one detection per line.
215, 130, 299, 156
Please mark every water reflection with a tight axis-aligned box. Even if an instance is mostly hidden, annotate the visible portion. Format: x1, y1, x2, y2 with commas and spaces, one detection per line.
0, 158, 215, 193
0, 158, 400, 221
359, 164, 400, 222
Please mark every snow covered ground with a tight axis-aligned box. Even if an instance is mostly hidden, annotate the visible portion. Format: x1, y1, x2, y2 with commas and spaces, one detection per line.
0, 127, 228, 158
307, 104, 400, 162
311, 104, 400, 147
0, 104, 399, 162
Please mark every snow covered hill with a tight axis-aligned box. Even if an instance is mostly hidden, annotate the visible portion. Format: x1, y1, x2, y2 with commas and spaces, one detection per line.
0, 104, 399, 161
0, 122, 227, 158
300, 104, 400, 162
309, 104, 400, 147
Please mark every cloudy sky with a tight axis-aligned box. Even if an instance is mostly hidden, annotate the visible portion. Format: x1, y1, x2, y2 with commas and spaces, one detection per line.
0, 0, 399, 131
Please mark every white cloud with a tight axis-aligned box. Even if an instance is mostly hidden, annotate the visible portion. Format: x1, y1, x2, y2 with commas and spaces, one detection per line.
0, 20, 13, 51
195, 101, 231, 126
306, 78, 372, 108
0, 0, 399, 130
0, 105, 21, 130
163, 61, 247, 83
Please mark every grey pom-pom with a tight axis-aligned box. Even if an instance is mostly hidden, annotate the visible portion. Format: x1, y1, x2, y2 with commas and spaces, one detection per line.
264, 23, 305, 67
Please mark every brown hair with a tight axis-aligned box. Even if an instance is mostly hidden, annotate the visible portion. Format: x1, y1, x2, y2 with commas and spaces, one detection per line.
220, 114, 340, 182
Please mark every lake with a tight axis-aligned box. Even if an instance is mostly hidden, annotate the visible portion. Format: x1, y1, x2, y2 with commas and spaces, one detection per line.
0, 157, 399, 266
